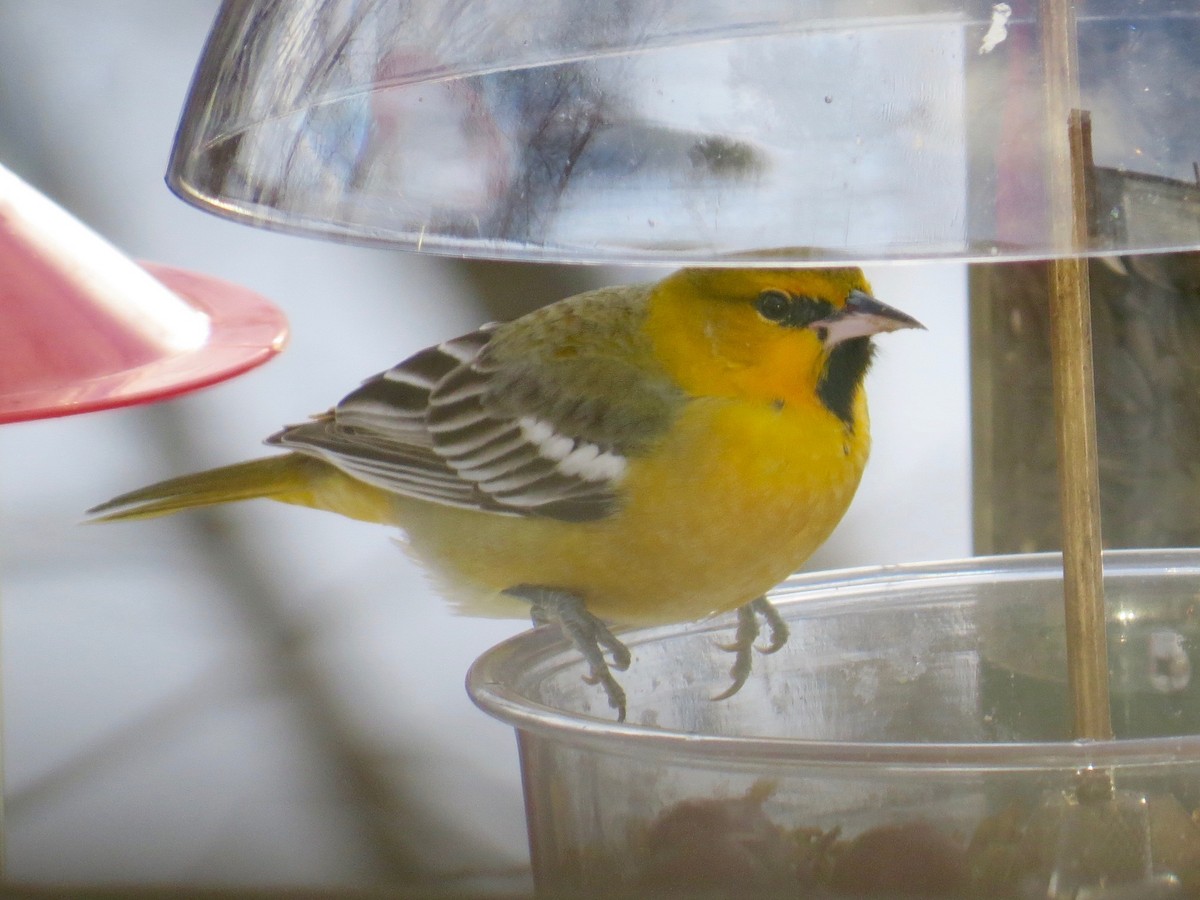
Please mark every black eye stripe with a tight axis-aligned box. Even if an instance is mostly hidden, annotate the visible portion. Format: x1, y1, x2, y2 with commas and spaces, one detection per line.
754, 291, 835, 328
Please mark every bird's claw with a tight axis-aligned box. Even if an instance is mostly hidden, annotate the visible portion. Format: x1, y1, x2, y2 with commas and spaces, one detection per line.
582, 669, 628, 720
754, 597, 789, 655
506, 584, 630, 721
712, 596, 789, 702
596, 626, 632, 672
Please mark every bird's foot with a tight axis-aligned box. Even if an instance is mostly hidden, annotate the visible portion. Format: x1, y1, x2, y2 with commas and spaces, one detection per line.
713, 596, 789, 701
504, 584, 631, 721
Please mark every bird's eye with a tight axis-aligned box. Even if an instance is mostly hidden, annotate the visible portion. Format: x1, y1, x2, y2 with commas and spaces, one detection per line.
755, 290, 792, 323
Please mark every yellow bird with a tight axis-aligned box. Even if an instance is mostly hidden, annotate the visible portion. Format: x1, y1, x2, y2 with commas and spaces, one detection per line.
90, 267, 922, 720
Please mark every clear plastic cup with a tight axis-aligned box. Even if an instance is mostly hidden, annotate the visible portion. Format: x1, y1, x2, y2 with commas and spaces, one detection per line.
469, 550, 1200, 896
170, 2, 1200, 264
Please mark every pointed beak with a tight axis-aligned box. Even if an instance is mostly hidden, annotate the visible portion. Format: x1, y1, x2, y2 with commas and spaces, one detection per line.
811, 289, 925, 346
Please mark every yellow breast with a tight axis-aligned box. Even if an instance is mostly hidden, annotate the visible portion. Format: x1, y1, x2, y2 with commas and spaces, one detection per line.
393, 391, 870, 625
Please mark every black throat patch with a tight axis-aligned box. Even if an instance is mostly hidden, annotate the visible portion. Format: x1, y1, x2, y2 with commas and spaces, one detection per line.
817, 337, 875, 430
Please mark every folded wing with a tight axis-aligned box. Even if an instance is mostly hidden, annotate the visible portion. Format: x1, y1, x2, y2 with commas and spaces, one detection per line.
269, 298, 683, 523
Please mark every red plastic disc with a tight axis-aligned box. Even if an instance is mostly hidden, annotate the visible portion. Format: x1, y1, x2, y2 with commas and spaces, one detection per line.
0, 162, 288, 424
0, 261, 288, 424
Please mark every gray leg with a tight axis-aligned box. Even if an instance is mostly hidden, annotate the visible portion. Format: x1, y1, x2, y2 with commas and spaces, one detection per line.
712, 596, 789, 701
505, 584, 631, 721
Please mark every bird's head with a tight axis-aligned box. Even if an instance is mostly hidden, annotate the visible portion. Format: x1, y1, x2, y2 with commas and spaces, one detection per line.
647, 267, 923, 426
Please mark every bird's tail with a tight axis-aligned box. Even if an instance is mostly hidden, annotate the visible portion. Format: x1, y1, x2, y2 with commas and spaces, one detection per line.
87, 454, 324, 522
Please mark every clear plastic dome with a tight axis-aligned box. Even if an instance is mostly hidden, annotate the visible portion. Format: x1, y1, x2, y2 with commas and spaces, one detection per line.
169, 0, 1200, 264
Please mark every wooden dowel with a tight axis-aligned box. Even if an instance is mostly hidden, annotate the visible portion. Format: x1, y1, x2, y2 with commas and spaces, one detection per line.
1042, 3, 1113, 742
1048, 252, 1111, 742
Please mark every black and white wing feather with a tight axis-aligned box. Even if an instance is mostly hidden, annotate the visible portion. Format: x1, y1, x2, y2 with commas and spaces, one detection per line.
268, 299, 682, 522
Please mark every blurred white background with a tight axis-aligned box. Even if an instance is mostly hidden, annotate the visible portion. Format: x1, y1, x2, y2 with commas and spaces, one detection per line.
0, 1, 970, 890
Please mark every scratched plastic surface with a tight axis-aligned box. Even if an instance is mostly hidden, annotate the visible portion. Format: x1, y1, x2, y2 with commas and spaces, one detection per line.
169, 1, 1200, 264
470, 551, 1200, 896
